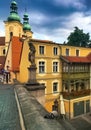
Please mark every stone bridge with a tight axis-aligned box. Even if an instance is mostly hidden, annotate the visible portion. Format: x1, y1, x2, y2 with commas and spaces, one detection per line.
0, 84, 66, 130
1, 84, 90, 130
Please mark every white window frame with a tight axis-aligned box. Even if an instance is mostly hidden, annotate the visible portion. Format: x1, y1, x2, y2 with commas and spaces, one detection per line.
53, 47, 58, 55
37, 59, 47, 74
39, 61, 45, 73
66, 48, 69, 56
76, 49, 80, 56
53, 62, 58, 73
52, 82, 59, 94
39, 45, 45, 55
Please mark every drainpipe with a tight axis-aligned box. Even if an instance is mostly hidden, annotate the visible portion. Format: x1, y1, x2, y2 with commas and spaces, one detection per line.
90, 64, 91, 112
68, 63, 71, 119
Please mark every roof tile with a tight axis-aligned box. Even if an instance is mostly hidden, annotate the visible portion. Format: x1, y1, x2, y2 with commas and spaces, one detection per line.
12, 36, 23, 71
61, 53, 91, 63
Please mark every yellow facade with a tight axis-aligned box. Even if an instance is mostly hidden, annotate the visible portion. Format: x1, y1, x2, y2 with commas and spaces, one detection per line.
19, 39, 62, 111
60, 45, 91, 119
61, 45, 91, 56
18, 40, 91, 115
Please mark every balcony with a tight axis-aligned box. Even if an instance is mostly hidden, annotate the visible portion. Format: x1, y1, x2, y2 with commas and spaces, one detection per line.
62, 89, 90, 99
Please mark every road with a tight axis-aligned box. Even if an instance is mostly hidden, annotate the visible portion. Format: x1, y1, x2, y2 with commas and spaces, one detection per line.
0, 84, 21, 130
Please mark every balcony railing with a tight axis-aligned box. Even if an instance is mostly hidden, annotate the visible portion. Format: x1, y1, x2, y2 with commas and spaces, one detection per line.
62, 89, 90, 99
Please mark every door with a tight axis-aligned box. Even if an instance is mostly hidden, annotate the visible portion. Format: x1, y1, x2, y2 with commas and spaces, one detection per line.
74, 101, 84, 117
86, 100, 90, 113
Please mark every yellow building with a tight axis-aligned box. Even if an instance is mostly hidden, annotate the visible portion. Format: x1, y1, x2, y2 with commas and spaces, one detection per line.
1, 0, 91, 119
19, 38, 62, 112
60, 45, 91, 119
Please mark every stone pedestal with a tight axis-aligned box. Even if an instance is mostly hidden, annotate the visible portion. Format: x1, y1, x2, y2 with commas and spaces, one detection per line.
27, 65, 37, 84
25, 64, 45, 106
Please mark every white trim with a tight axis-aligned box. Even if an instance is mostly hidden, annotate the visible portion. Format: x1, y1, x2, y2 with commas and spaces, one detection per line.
63, 95, 90, 102
37, 59, 47, 75
52, 80, 59, 95
38, 45, 46, 55
53, 46, 59, 56
75, 49, 80, 56
52, 60, 59, 74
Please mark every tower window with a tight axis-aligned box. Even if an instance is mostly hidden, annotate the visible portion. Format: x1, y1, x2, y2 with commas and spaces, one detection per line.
3, 49, 5, 55
10, 32, 13, 38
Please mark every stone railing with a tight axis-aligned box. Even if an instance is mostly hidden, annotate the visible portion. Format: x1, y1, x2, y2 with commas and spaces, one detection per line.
14, 85, 65, 130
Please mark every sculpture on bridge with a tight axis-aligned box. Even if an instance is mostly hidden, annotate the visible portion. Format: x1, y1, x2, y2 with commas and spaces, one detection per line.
28, 42, 36, 65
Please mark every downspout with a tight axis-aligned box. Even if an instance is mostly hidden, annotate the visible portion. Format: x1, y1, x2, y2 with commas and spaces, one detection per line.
90, 64, 91, 112
68, 63, 71, 119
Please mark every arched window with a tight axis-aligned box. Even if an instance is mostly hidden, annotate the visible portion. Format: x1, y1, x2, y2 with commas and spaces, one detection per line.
10, 32, 13, 37
3, 49, 5, 55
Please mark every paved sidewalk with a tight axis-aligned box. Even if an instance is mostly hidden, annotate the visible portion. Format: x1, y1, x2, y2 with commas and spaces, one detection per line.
0, 85, 21, 130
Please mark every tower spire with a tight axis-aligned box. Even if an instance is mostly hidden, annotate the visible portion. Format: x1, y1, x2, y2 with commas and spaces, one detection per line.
23, 9, 31, 32
7, 0, 21, 22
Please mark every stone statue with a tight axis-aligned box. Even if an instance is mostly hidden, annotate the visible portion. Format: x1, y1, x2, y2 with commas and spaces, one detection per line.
28, 42, 36, 65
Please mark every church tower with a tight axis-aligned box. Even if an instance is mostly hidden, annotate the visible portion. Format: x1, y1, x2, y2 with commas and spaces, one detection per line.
4, 0, 33, 52
23, 11, 33, 38
4, 0, 23, 49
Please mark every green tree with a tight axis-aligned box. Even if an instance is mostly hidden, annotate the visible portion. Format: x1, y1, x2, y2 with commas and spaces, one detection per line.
67, 27, 90, 47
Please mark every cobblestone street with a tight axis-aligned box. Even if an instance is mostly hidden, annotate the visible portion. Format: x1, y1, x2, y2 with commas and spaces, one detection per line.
0, 85, 21, 130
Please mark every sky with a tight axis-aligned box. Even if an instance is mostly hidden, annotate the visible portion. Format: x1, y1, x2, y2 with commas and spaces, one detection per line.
0, 0, 91, 43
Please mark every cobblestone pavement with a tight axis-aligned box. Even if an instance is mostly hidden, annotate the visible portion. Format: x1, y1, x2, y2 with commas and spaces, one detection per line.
0, 84, 21, 130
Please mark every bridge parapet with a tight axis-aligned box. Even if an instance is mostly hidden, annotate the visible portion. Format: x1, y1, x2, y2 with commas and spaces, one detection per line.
15, 85, 65, 130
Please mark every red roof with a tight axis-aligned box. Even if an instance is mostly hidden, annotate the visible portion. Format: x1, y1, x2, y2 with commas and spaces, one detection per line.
0, 37, 5, 46
12, 36, 23, 71
30, 38, 54, 43
61, 53, 91, 63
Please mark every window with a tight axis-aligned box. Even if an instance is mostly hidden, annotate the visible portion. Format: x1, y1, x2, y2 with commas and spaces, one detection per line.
10, 32, 13, 38
39, 46, 44, 55
39, 61, 45, 73
3, 49, 5, 55
53, 47, 58, 55
53, 82, 58, 93
53, 62, 58, 72
66, 48, 69, 56
76, 49, 79, 56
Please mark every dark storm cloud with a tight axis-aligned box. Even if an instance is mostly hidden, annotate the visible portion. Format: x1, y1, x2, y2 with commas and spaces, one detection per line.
0, 0, 91, 42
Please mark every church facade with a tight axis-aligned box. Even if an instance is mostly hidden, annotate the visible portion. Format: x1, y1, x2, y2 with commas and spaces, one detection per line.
0, 0, 91, 119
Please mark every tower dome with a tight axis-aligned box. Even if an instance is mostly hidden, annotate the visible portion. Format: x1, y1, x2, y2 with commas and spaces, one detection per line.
7, 0, 21, 22
23, 12, 31, 31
